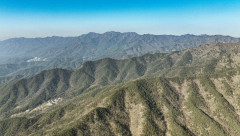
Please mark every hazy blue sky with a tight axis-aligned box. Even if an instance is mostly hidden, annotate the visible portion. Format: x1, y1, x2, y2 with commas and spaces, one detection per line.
0, 0, 240, 40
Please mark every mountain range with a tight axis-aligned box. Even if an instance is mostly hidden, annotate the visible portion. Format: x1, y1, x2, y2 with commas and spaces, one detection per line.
0, 41, 240, 135
1, 32, 240, 63
0, 32, 239, 84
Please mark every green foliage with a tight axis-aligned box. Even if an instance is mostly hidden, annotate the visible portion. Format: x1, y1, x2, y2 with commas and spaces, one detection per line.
1, 41, 240, 135
222, 80, 233, 96
203, 58, 218, 74
184, 81, 226, 136
132, 79, 166, 135
187, 82, 206, 108
0, 117, 38, 136
177, 51, 192, 66
110, 89, 126, 111
169, 77, 184, 86
200, 76, 240, 135
161, 55, 173, 68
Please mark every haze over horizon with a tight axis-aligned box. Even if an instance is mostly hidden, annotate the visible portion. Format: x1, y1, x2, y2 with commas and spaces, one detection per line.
1, 0, 240, 40
1, 31, 240, 42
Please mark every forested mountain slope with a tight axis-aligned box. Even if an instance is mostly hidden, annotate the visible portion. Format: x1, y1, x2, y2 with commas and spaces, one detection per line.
0, 42, 240, 135
0, 32, 239, 82
1, 32, 239, 63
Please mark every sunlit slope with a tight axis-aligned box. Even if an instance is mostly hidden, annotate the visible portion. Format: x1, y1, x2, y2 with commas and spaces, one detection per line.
0, 42, 240, 135
1, 42, 240, 118
56, 71, 240, 136
1, 69, 240, 136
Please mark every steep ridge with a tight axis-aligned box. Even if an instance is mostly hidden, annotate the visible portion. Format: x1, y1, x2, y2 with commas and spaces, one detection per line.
0, 69, 72, 117
0, 42, 240, 135
1, 70, 240, 135
1, 42, 240, 118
